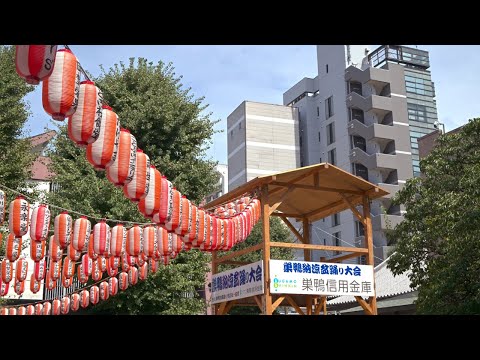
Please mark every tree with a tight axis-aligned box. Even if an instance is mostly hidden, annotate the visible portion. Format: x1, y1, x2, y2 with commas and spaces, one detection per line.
387, 118, 480, 314
0, 46, 36, 191
218, 217, 295, 315
47, 57, 219, 314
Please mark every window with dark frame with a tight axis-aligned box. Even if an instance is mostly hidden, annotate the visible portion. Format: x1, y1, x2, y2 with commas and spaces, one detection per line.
328, 148, 336, 165
333, 232, 341, 255
332, 213, 340, 227
325, 96, 334, 119
327, 122, 335, 145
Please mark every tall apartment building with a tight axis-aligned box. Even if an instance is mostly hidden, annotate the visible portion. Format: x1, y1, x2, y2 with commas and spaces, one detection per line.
203, 164, 228, 204
228, 101, 300, 191
282, 45, 439, 264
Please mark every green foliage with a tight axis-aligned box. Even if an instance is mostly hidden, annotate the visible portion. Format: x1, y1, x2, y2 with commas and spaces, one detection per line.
220, 217, 295, 315
47, 57, 219, 314
387, 118, 480, 314
0, 45, 36, 191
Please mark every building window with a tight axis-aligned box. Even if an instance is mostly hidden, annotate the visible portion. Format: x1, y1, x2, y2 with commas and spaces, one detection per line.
328, 148, 336, 166
230, 130, 233, 138
299, 136, 302, 147
326, 64, 329, 74
325, 96, 334, 119
350, 108, 364, 123
405, 75, 434, 97
319, 157, 322, 163
318, 132, 321, 143
316, 106, 320, 117
239, 122, 242, 130
407, 103, 428, 122
355, 221, 365, 237
327, 122, 335, 145
333, 232, 341, 255
332, 213, 340, 227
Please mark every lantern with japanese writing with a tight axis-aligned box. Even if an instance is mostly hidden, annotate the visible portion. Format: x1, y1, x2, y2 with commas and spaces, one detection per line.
88, 234, 98, 260
91, 259, 102, 281
68, 81, 103, 146
109, 277, 118, 296
48, 235, 63, 262
123, 149, 150, 202
149, 259, 158, 274
80, 290, 89, 308
128, 266, 138, 286
157, 227, 171, 256
0, 279, 9, 296
42, 49, 80, 121
81, 254, 92, 276
30, 239, 46, 262
15, 45, 57, 85
26, 305, 35, 315
60, 296, 70, 315
126, 224, 143, 257
54, 211, 72, 249
138, 165, 161, 218
199, 214, 214, 251
30, 204, 50, 241
170, 233, 183, 257
142, 225, 157, 258
17, 306, 26, 316
153, 176, 173, 225
1, 259, 13, 283
52, 300, 61, 316
93, 220, 111, 256
160, 255, 170, 266
106, 128, 137, 187
107, 256, 119, 277
182, 205, 197, 245
98, 256, 107, 273
136, 254, 145, 267
138, 263, 148, 281
8, 307, 17, 316
62, 273, 73, 288
62, 257, 75, 279
118, 272, 129, 291
0, 308, 7, 316
77, 264, 88, 283
49, 258, 62, 281
45, 270, 56, 290
68, 243, 81, 261
175, 196, 191, 237
0, 190, 5, 225
34, 259, 46, 281
99, 281, 109, 301
6, 233, 22, 262
35, 303, 43, 315
30, 274, 41, 294
165, 189, 181, 232
9, 196, 30, 238
90, 285, 99, 305
43, 301, 52, 315
70, 293, 80, 312
14, 278, 24, 295
86, 105, 121, 170
110, 223, 126, 258
72, 216, 91, 252
191, 209, 206, 248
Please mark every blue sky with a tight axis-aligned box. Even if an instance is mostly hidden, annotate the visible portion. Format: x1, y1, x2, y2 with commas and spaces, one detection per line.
23, 45, 480, 164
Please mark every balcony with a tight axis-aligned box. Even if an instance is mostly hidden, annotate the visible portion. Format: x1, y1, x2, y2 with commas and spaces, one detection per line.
345, 65, 391, 94
377, 183, 404, 200
350, 147, 399, 171
346, 92, 392, 118
372, 213, 403, 231
348, 119, 397, 142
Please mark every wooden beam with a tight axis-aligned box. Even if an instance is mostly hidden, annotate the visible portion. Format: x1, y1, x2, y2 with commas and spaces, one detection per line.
323, 296, 327, 315
314, 297, 326, 315
271, 211, 303, 219
261, 185, 273, 315
253, 295, 263, 311
286, 166, 322, 185
224, 300, 236, 314
323, 252, 364, 263
279, 215, 304, 244
340, 193, 365, 224
303, 218, 312, 315
285, 295, 305, 315
270, 241, 369, 254
355, 296, 373, 315
271, 296, 286, 312
222, 260, 250, 266
313, 173, 319, 187
270, 181, 364, 195
217, 301, 228, 315
306, 195, 360, 219
363, 196, 377, 315
215, 243, 263, 264
269, 186, 295, 215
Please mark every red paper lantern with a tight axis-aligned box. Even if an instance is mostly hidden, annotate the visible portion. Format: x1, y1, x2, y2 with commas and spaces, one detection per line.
126, 225, 143, 257
0, 190, 5, 225
200, 214, 214, 251
182, 205, 197, 245
15, 45, 57, 85
49, 258, 62, 281
136, 254, 145, 267
52, 299, 61, 316
90, 285, 99, 305
93, 220, 111, 256
191, 209, 207, 248
61, 296, 70, 315
157, 227, 170, 256
110, 224, 126, 257
88, 234, 98, 260
42, 49, 80, 121
175, 196, 191, 237
153, 176, 173, 225
138, 166, 161, 218
128, 266, 138, 286
30, 239, 46, 262
106, 128, 137, 187
139, 263, 148, 280
80, 290, 89, 308
48, 235, 63, 262
62, 273, 73, 288
30, 204, 50, 241
98, 256, 107, 272
72, 216, 91, 252
0, 308, 7, 316
6, 234, 22, 262
54, 211, 72, 249
17, 306, 26, 316
62, 257, 75, 279
81, 254, 92, 276
123, 149, 150, 202
0, 279, 9, 296
9, 196, 30, 238
142, 225, 157, 258
91, 259, 102, 281
86, 105, 121, 170
160, 255, 170, 266
77, 264, 89, 283
8, 307, 17, 316
99, 281, 109, 301
68, 81, 103, 147
45, 270, 56, 290
149, 259, 159, 274
34, 259, 46, 281
1, 259, 13, 283
14, 278, 25, 295
43, 301, 52, 315
118, 272, 129, 291
68, 243, 81, 261
30, 274, 41, 294
35, 303, 43, 315
165, 189, 181, 232
71, 293, 80, 312
109, 277, 119, 296
27, 305, 35, 315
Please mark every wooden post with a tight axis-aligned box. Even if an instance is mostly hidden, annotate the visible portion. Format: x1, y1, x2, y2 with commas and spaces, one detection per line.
303, 218, 312, 315
362, 196, 378, 315
261, 185, 273, 315
211, 251, 218, 315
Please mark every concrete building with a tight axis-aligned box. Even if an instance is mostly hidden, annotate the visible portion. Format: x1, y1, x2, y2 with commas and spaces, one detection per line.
204, 164, 228, 204
227, 101, 300, 191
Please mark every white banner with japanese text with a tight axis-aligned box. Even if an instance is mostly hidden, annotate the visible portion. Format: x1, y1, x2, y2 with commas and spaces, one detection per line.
270, 260, 374, 297
211, 260, 264, 304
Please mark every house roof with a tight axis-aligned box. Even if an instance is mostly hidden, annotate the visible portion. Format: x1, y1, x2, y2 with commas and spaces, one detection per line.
328, 255, 415, 305
203, 163, 389, 221
27, 130, 56, 147
30, 156, 54, 181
